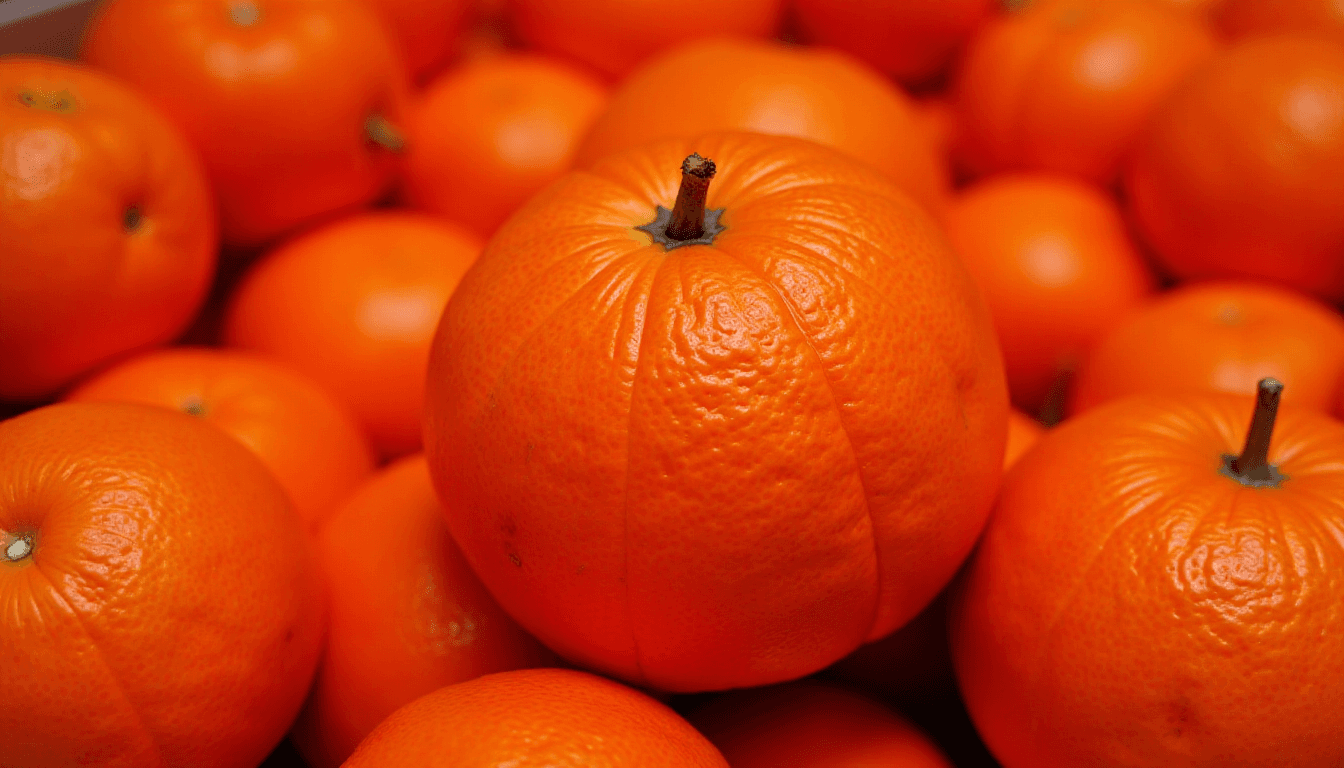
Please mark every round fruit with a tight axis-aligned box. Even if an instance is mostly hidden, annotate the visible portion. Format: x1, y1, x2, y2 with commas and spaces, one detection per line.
65, 347, 376, 530
403, 54, 609, 237
224, 211, 483, 458
956, 0, 1216, 184
0, 57, 215, 401
1125, 35, 1344, 300
424, 132, 1007, 692
80, 0, 412, 246
1004, 409, 1046, 470
1216, 0, 1344, 43
0, 402, 323, 767
944, 173, 1156, 413
365, 0, 473, 80
574, 38, 949, 216
691, 681, 953, 768
1069, 281, 1344, 415
952, 381, 1344, 765
506, 0, 783, 79
342, 668, 729, 767
291, 455, 554, 768
792, 0, 995, 86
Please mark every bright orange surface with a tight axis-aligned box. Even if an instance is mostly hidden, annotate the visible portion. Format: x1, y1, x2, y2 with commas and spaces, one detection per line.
0, 402, 323, 767
424, 132, 1007, 691
0, 57, 215, 400
1216, 0, 1344, 43
365, 0, 473, 79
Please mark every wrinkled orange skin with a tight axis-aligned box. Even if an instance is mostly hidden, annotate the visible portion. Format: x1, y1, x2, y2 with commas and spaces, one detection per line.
0, 57, 215, 401
64, 347, 376, 531
956, 0, 1216, 184
403, 54, 609, 237
952, 392, 1344, 766
506, 0, 782, 79
343, 668, 729, 767
1216, 0, 1344, 43
945, 173, 1156, 412
793, 0, 995, 85
364, 0, 473, 80
0, 402, 324, 768
691, 681, 953, 768
291, 456, 554, 768
1125, 36, 1344, 300
225, 212, 482, 458
424, 132, 1007, 692
1070, 281, 1344, 415
575, 39, 950, 217
80, 0, 411, 247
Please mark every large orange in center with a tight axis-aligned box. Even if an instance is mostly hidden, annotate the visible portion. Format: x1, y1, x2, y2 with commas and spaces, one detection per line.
424, 132, 1007, 692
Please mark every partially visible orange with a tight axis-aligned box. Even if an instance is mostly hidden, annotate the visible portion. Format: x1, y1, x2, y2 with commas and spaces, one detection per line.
366, 0, 474, 80
224, 212, 483, 458
1216, 0, 1344, 44
1004, 409, 1046, 470
65, 347, 376, 531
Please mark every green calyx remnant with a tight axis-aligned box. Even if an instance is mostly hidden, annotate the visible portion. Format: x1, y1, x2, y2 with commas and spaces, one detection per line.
229, 1, 261, 26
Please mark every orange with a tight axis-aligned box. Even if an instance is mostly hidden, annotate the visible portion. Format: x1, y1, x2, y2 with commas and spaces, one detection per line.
365, 0, 474, 80
952, 382, 1344, 765
64, 347, 376, 530
290, 455, 555, 768
0, 402, 323, 767
402, 54, 609, 237
792, 0, 995, 86
574, 38, 950, 217
955, 0, 1217, 184
0, 57, 215, 401
424, 132, 1006, 691
81, 0, 412, 246
945, 173, 1157, 413
1004, 409, 1046, 470
1070, 281, 1344, 415
1124, 35, 1344, 300
224, 211, 483, 458
342, 668, 729, 766
1216, 0, 1344, 44
690, 681, 953, 768
506, 0, 783, 79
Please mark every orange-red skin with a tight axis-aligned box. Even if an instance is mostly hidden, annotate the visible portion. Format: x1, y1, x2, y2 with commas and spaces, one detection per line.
424, 132, 1007, 692
403, 54, 609, 237
224, 211, 483, 458
1216, 0, 1344, 44
955, 0, 1217, 184
945, 173, 1157, 412
291, 455, 554, 768
365, 0, 474, 80
342, 668, 729, 767
0, 57, 216, 401
575, 38, 950, 218
80, 0, 412, 247
0, 402, 324, 767
1124, 35, 1344, 300
691, 681, 953, 768
64, 347, 376, 531
1070, 281, 1344, 415
952, 392, 1344, 765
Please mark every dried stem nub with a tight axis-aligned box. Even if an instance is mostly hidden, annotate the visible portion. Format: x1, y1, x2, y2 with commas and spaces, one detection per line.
1225, 378, 1285, 486
666, 154, 716, 241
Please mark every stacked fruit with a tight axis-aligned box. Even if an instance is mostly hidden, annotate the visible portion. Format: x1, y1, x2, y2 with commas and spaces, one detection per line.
3, 1, 1344, 766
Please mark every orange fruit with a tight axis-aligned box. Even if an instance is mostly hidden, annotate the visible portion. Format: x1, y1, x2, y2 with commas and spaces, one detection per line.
506, 0, 783, 79
1124, 35, 1344, 300
0, 402, 323, 767
1070, 281, 1344, 415
64, 347, 376, 530
955, 0, 1217, 184
792, 0, 996, 86
574, 38, 950, 217
81, 0, 412, 246
342, 668, 729, 766
365, 0, 474, 80
691, 681, 953, 768
945, 173, 1157, 414
291, 454, 555, 768
1216, 0, 1344, 44
402, 54, 609, 237
424, 132, 1006, 691
0, 56, 215, 401
1004, 409, 1046, 470
952, 381, 1344, 765
224, 211, 483, 458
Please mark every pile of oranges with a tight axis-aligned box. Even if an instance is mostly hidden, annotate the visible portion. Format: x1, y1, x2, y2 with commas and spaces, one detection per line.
4, 1, 1344, 766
